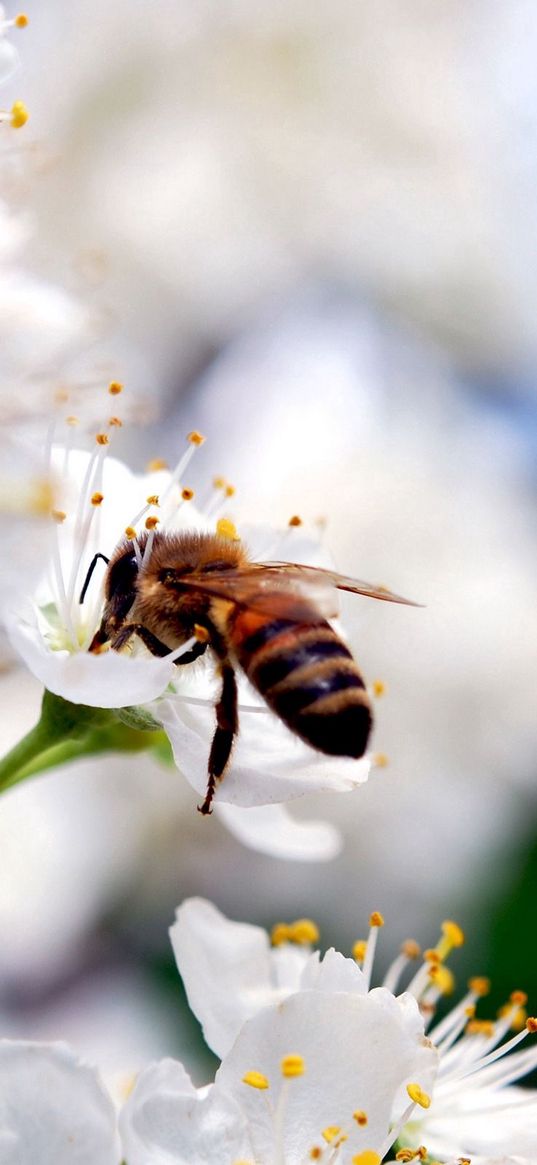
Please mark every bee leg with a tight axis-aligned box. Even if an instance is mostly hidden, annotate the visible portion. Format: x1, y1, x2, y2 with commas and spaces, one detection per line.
110, 623, 173, 657
199, 662, 238, 816
173, 640, 208, 666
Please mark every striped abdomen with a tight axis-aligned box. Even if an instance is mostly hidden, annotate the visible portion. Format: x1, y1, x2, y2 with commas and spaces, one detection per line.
231, 609, 372, 758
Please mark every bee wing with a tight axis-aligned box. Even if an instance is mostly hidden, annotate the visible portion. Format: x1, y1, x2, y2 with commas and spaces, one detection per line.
173, 562, 421, 621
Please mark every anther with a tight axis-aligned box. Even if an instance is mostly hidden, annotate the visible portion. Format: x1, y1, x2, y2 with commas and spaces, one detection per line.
65, 415, 79, 427
181, 487, 194, 501
352, 1153, 381, 1165
15, 13, 29, 27
310, 1150, 322, 1160
369, 911, 384, 928
288, 515, 302, 527
468, 977, 490, 997
322, 1127, 342, 1144
406, 1083, 431, 1109
289, 918, 319, 945
213, 476, 226, 489
510, 990, 528, 1007
145, 516, 159, 530
52, 510, 67, 523
194, 624, 210, 644
10, 101, 28, 128
187, 430, 205, 446
95, 433, 109, 446
108, 416, 122, 427
372, 679, 386, 697
216, 517, 239, 541
352, 939, 367, 963
526, 1017, 537, 1033
108, 381, 123, 395
436, 920, 465, 961
223, 483, 235, 497
402, 940, 421, 960
430, 965, 455, 995
146, 495, 159, 506
353, 1110, 368, 1126
125, 526, 137, 539
372, 752, 388, 767
280, 1053, 305, 1078
271, 923, 291, 946
466, 1019, 494, 1037
91, 492, 104, 506
146, 458, 168, 472
242, 1070, 269, 1090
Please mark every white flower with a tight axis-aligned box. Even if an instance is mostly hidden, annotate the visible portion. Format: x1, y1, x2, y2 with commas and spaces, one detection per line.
0, 1040, 119, 1165
6, 411, 372, 859
170, 898, 537, 1162
120, 988, 436, 1165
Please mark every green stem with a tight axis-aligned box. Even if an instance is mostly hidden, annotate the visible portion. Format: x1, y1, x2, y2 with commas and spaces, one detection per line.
0, 689, 169, 794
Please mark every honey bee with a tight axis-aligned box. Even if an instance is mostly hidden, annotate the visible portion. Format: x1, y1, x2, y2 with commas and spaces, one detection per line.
83, 531, 419, 814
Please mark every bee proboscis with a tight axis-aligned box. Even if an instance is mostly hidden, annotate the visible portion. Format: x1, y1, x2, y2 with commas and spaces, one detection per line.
84, 531, 420, 814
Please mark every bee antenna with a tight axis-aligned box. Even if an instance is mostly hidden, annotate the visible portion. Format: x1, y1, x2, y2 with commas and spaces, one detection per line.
79, 552, 110, 605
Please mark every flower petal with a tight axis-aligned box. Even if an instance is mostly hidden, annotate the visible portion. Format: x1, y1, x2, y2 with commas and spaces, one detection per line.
9, 614, 177, 707
120, 1058, 249, 1165
157, 694, 370, 807
0, 1040, 119, 1165
216, 800, 342, 860
216, 988, 437, 1161
0, 38, 19, 84
170, 898, 278, 1059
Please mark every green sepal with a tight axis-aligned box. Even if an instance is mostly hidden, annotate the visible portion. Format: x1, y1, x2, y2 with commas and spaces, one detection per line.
0, 689, 170, 795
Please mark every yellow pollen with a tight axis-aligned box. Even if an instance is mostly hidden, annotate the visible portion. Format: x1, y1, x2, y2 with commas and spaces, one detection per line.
310, 1150, 322, 1160
108, 416, 122, 427
15, 13, 29, 27
352, 1153, 381, 1165
108, 381, 123, 395
146, 458, 168, 472
216, 517, 239, 541
194, 624, 210, 644
466, 1019, 495, 1037
181, 487, 194, 501
91, 492, 104, 506
352, 939, 367, 964
372, 679, 386, 697
469, 976, 490, 997
431, 965, 455, 995
526, 1017, 537, 1033
424, 949, 441, 965
406, 1083, 431, 1109
289, 918, 319, 945
242, 1070, 269, 1090
372, 752, 388, 767
271, 923, 291, 946
187, 430, 205, 446
402, 939, 421, 960
395, 1151, 416, 1162
288, 515, 302, 527
510, 990, 528, 1007
435, 920, 465, 961
10, 100, 28, 128
322, 1127, 342, 1144
145, 516, 159, 530
280, 1053, 305, 1078
146, 495, 159, 506
125, 526, 137, 539
224, 484, 236, 497
353, 1110, 368, 1126
51, 509, 67, 523
65, 415, 79, 426
369, 911, 384, 928
95, 433, 109, 446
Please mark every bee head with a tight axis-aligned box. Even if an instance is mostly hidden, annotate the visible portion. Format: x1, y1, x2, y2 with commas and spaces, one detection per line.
89, 541, 139, 651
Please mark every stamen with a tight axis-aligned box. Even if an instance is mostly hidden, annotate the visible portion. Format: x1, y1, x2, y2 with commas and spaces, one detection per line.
289, 919, 319, 945
91, 492, 104, 506
95, 432, 109, 446
124, 526, 137, 539
108, 381, 123, 395
243, 1071, 269, 1090
181, 487, 194, 501
371, 679, 386, 697
145, 516, 159, 530
352, 940, 367, 965
435, 920, 465, 962
321, 1127, 342, 1144
280, 1054, 305, 1078
382, 940, 421, 993
158, 432, 206, 510
353, 1111, 368, 1126
362, 912, 384, 988
271, 923, 292, 946
216, 517, 239, 541
288, 515, 302, 527
15, 13, 29, 27
9, 100, 28, 128
406, 1083, 431, 1109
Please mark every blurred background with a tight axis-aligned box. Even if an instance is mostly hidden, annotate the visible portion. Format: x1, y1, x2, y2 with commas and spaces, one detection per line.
1, 0, 536, 1089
